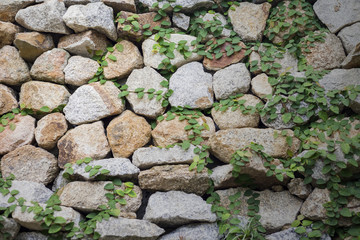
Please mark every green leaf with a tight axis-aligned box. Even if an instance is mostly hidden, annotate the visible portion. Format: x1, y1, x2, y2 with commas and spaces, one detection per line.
116, 44, 124, 52
340, 207, 352, 217
40, 106, 50, 112
348, 225, 360, 236
54, 217, 67, 224
113, 179, 122, 186
330, 105, 339, 114
123, 25, 132, 31
108, 208, 120, 217
85, 165, 92, 172
104, 183, 114, 190
89, 169, 99, 177
282, 113, 292, 123
341, 142, 351, 154
108, 54, 117, 61
308, 230, 322, 238
49, 224, 62, 234
275, 174, 284, 182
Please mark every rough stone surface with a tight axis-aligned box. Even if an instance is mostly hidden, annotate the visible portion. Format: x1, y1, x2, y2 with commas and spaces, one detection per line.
143, 34, 202, 69
139, 165, 210, 195
228, 2, 271, 42
313, 0, 360, 33
125, 67, 167, 119
15, 0, 70, 34
209, 128, 300, 163
0, 21, 21, 49
58, 30, 110, 58
0, 181, 53, 208
0, 114, 35, 155
103, 40, 143, 79
287, 178, 312, 199
342, 43, 360, 69
57, 121, 110, 168
35, 113, 68, 150
300, 188, 330, 220
0, 0, 34, 22
71, 158, 140, 181
59, 181, 142, 212
0, 84, 18, 115
63, 81, 125, 125
138, 0, 214, 13
63, 2, 117, 41
251, 73, 272, 100
159, 223, 219, 240
338, 22, 360, 54
169, 62, 213, 109
302, 31, 346, 70
64, 56, 100, 86
213, 63, 250, 100
102, 0, 136, 13
144, 191, 216, 227
19, 81, 70, 112
0, 217, 20, 240
0, 45, 31, 86
132, 145, 197, 170
152, 114, 215, 147
14, 32, 54, 62
211, 94, 262, 129
52, 170, 70, 192
210, 164, 239, 189
30, 48, 70, 84
217, 188, 303, 231
15, 232, 48, 240
266, 227, 331, 240
95, 217, 164, 240
172, 13, 190, 31
1, 145, 59, 185
107, 110, 151, 158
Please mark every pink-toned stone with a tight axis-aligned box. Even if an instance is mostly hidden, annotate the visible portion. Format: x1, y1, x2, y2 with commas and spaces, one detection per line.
0, 84, 18, 115
0, 21, 21, 48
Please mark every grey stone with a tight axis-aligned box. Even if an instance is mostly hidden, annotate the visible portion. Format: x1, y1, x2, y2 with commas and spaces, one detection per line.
71, 158, 140, 181
138, 0, 214, 13
95, 217, 165, 240
266, 227, 331, 240
125, 66, 167, 119
0, 0, 34, 22
159, 223, 219, 240
132, 145, 197, 170
64, 56, 100, 86
0, 181, 53, 208
63, 81, 125, 125
144, 191, 216, 227
213, 63, 251, 100
102, 0, 136, 13
0, 84, 18, 115
15, 232, 48, 240
172, 13, 190, 31
251, 73, 272, 100
0, 217, 20, 240
169, 62, 213, 109
313, 0, 360, 33
63, 2, 117, 41
52, 170, 71, 192
287, 178, 312, 199
300, 188, 330, 220
15, 0, 70, 34
0, 46, 31, 86
338, 22, 360, 54
342, 43, 360, 69
210, 164, 239, 189
64, 0, 101, 6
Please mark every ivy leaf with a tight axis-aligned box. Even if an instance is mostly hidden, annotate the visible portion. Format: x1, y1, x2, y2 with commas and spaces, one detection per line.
104, 183, 114, 190
49, 224, 62, 234
108, 55, 117, 61
89, 169, 99, 177
340, 142, 351, 154
108, 208, 120, 217
85, 166, 92, 172
340, 208, 352, 217
116, 44, 124, 52
54, 217, 67, 224
330, 106, 339, 114
40, 106, 50, 113
282, 113, 292, 123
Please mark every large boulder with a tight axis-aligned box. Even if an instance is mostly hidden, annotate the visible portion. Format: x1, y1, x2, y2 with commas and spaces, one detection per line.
342, 43, 360, 69
0, 84, 18, 115
300, 188, 330, 221
64, 56, 100, 86
0, 21, 21, 49
251, 73, 272, 100
0, 0, 34, 22
338, 22, 360, 54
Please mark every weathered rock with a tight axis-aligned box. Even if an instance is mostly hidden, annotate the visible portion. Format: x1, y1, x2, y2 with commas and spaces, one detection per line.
144, 191, 216, 227
169, 62, 213, 109
210, 164, 239, 189
300, 188, 330, 220
209, 128, 300, 163
117, 12, 169, 42
213, 63, 250, 100
125, 67, 167, 118
35, 113, 68, 150
0, 181, 53, 208
0, 21, 21, 48
52, 170, 71, 192
71, 158, 140, 181
0, 114, 35, 155
63, 2, 117, 41
319, 68, 360, 114
58, 30, 110, 58
107, 110, 151, 158
1, 145, 59, 185
14, 232, 48, 240
12, 203, 81, 231
15, 0, 70, 34
287, 178, 312, 199
172, 13, 190, 31
313, 0, 360, 33
19, 81, 70, 112
251, 73, 272, 100
138, 0, 214, 13
103, 0, 136, 13
0, 46, 31, 86
0, 217, 20, 240
211, 94, 262, 129
59, 181, 142, 212
266, 227, 331, 240
103, 40, 143, 79
57, 121, 110, 168
143, 34, 202, 69
152, 114, 216, 147
139, 165, 210, 195
338, 22, 360, 54
159, 223, 219, 240
95, 217, 164, 240
63, 81, 125, 125
203, 40, 247, 71
217, 188, 303, 231
0, 84, 17, 115
64, 56, 99, 86
14, 32, 54, 62
342, 43, 360, 69
302, 31, 346, 70
228, 2, 271, 42
63, 0, 101, 6
0, 0, 34, 22
132, 145, 197, 170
